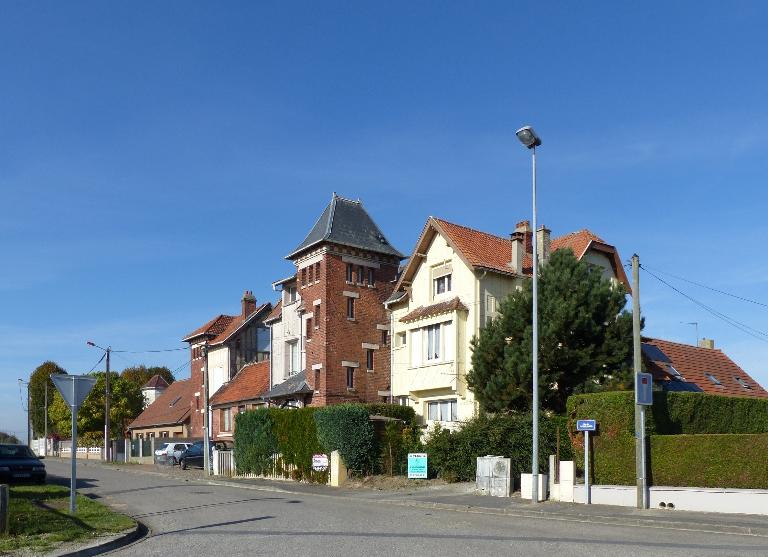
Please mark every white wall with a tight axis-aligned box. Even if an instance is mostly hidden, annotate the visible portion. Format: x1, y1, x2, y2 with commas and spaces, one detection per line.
269, 287, 303, 385
208, 346, 230, 397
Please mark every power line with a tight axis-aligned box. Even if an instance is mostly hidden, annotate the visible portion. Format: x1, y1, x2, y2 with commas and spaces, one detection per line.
88, 352, 106, 372
640, 266, 768, 344
640, 264, 768, 309
122, 347, 188, 354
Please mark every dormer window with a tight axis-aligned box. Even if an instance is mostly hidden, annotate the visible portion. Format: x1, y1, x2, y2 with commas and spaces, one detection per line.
434, 274, 452, 296
705, 373, 722, 386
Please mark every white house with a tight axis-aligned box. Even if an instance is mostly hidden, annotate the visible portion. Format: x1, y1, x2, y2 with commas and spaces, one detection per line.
385, 218, 628, 429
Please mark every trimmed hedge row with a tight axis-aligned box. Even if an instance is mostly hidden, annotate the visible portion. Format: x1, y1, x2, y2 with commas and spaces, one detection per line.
233, 403, 415, 481
567, 391, 768, 487
425, 414, 572, 483
650, 434, 768, 488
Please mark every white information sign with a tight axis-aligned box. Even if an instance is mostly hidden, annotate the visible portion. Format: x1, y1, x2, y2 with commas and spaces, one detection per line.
312, 453, 329, 472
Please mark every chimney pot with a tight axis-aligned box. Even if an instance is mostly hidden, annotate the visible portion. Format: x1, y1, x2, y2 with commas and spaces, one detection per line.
698, 338, 715, 349
509, 231, 525, 273
537, 225, 551, 265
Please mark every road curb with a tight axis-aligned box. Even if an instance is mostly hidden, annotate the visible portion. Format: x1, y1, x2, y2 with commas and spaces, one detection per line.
56, 521, 149, 557
374, 499, 768, 538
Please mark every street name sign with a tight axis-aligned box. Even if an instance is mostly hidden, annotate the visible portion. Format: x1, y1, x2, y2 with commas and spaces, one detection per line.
576, 419, 597, 432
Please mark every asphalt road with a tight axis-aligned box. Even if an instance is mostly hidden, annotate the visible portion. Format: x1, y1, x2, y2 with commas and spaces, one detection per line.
46, 459, 768, 557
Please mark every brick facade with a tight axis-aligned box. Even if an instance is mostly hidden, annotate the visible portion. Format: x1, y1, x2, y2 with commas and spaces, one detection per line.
295, 247, 398, 406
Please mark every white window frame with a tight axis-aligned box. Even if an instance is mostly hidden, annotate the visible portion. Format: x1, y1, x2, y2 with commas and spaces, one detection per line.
433, 274, 452, 297
426, 324, 441, 361
427, 399, 457, 422
288, 340, 300, 375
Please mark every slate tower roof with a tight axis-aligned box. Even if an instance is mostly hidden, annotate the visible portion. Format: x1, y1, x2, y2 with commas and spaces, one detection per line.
286, 193, 404, 260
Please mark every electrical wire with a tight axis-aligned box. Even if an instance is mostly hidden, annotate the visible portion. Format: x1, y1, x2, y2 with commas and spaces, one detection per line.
640, 264, 768, 309
640, 265, 768, 344
88, 352, 106, 372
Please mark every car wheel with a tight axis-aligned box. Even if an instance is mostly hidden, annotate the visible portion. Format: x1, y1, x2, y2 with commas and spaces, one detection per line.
180, 459, 187, 470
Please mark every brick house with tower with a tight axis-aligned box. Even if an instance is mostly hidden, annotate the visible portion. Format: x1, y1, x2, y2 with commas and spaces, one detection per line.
263, 193, 404, 407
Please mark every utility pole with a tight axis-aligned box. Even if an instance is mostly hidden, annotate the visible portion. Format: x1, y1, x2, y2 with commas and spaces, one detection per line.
632, 254, 645, 509
26, 381, 31, 446
105, 347, 111, 461
202, 343, 211, 476
44, 382, 48, 456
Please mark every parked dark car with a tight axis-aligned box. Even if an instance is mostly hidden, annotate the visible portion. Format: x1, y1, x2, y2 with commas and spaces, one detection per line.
178, 442, 204, 470
0, 444, 46, 484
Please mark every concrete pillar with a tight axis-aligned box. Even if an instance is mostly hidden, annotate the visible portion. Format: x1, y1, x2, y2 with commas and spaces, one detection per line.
0, 484, 8, 535
329, 451, 347, 487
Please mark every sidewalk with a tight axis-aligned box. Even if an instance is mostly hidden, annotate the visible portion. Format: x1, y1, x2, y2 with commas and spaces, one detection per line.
63, 458, 768, 539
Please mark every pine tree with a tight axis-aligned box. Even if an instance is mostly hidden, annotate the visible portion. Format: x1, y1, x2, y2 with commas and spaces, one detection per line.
28, 361, 67, 437
467, 248, 634, 414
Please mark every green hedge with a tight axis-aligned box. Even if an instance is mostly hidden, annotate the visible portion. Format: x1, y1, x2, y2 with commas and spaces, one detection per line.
314, 404, 376, 474
425, 414, 572, 483
360, 403, 417, 425
650, 434, 768, 488
270, 407, 328, 482
567, 391, 768, 487
652, 391, 768, 434
233, 409, 277, 476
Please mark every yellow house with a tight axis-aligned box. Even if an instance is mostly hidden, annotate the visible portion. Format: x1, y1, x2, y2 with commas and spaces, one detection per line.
385, 217, 628, 429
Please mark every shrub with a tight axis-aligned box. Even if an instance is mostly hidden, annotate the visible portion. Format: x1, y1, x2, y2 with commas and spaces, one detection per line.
652, 391, 768, 434
314, 404, 376, 474
269, 407, 327, 483
233, 409, 277, 476
425, 414, 572, 482
361, 403, 417, 425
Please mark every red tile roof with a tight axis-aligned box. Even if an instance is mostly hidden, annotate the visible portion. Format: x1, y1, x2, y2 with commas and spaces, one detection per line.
400, 297, 469, 323
429, 219, 629, 287
210, 361, 270, 407
128, 378, 196, 430
141, 375, 169, 390
265, 299, 282, 322
182, 303, 270, 345
182, 314, 236, 342
643, 338, 768, 399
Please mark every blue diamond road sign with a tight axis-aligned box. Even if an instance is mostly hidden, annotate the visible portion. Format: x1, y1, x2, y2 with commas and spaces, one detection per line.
576, 419, 597, 432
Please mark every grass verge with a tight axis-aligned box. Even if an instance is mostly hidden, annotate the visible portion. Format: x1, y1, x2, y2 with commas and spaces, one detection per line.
0, 483, 136, 554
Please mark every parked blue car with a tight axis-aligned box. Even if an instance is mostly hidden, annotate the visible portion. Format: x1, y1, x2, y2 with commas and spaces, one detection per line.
0, 444, 46, 484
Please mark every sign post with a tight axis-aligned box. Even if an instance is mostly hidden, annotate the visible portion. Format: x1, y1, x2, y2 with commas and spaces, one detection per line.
407, 453, 428, 479
51, 374, 97, 514
576, 419, 597, 505
635, 372, 653, 510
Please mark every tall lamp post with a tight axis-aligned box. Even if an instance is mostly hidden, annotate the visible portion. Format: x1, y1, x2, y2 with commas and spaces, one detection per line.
86, 341, 111, 461
515, 125, 542, 503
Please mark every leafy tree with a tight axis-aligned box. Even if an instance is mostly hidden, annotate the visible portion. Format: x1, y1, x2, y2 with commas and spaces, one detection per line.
0, 431, 20, 444
28, 361, 67, 437
120, 365, 175, 388
467, 248, 634, 414
48, 372, 144, 439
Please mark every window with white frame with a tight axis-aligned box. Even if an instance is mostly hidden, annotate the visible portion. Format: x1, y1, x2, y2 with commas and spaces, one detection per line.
410, 321, 453, 366
221, 408, 232, 432
433, 274, 452, 296
485, 294, 497, 326
397, 396, 409, 406
427, 399, 457, 422
396, 332, 407, 347
287, 341, 300, 375
426, 324, 441, 361
284, 286, 297, 304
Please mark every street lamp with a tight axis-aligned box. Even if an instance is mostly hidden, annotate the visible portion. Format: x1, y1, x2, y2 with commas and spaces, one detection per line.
516, 124, 542, 503
87, 341, 111, 461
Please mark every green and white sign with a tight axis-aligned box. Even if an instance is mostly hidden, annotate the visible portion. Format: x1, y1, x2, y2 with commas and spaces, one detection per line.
407, 453, 428, 479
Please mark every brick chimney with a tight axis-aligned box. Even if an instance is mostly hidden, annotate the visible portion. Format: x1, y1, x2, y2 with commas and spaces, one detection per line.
515, 220, 532, 255
537, 225, 551, 265
698, 338, 715, 349
241, 290, 256, 318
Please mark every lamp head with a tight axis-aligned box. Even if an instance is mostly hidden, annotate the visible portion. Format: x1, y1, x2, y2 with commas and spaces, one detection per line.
516, 125, 542, 149
87, 341, 95, 347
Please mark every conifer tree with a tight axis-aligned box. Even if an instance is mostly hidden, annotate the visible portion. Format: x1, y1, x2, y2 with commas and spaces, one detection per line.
467, 249, 634, 414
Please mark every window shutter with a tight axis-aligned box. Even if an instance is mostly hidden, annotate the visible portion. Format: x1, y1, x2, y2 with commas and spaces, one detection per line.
411, 329, 422, 367
443, 321, 454, 361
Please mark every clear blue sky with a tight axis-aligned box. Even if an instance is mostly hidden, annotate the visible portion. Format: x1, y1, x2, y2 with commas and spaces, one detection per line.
3, 2, 768, 439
